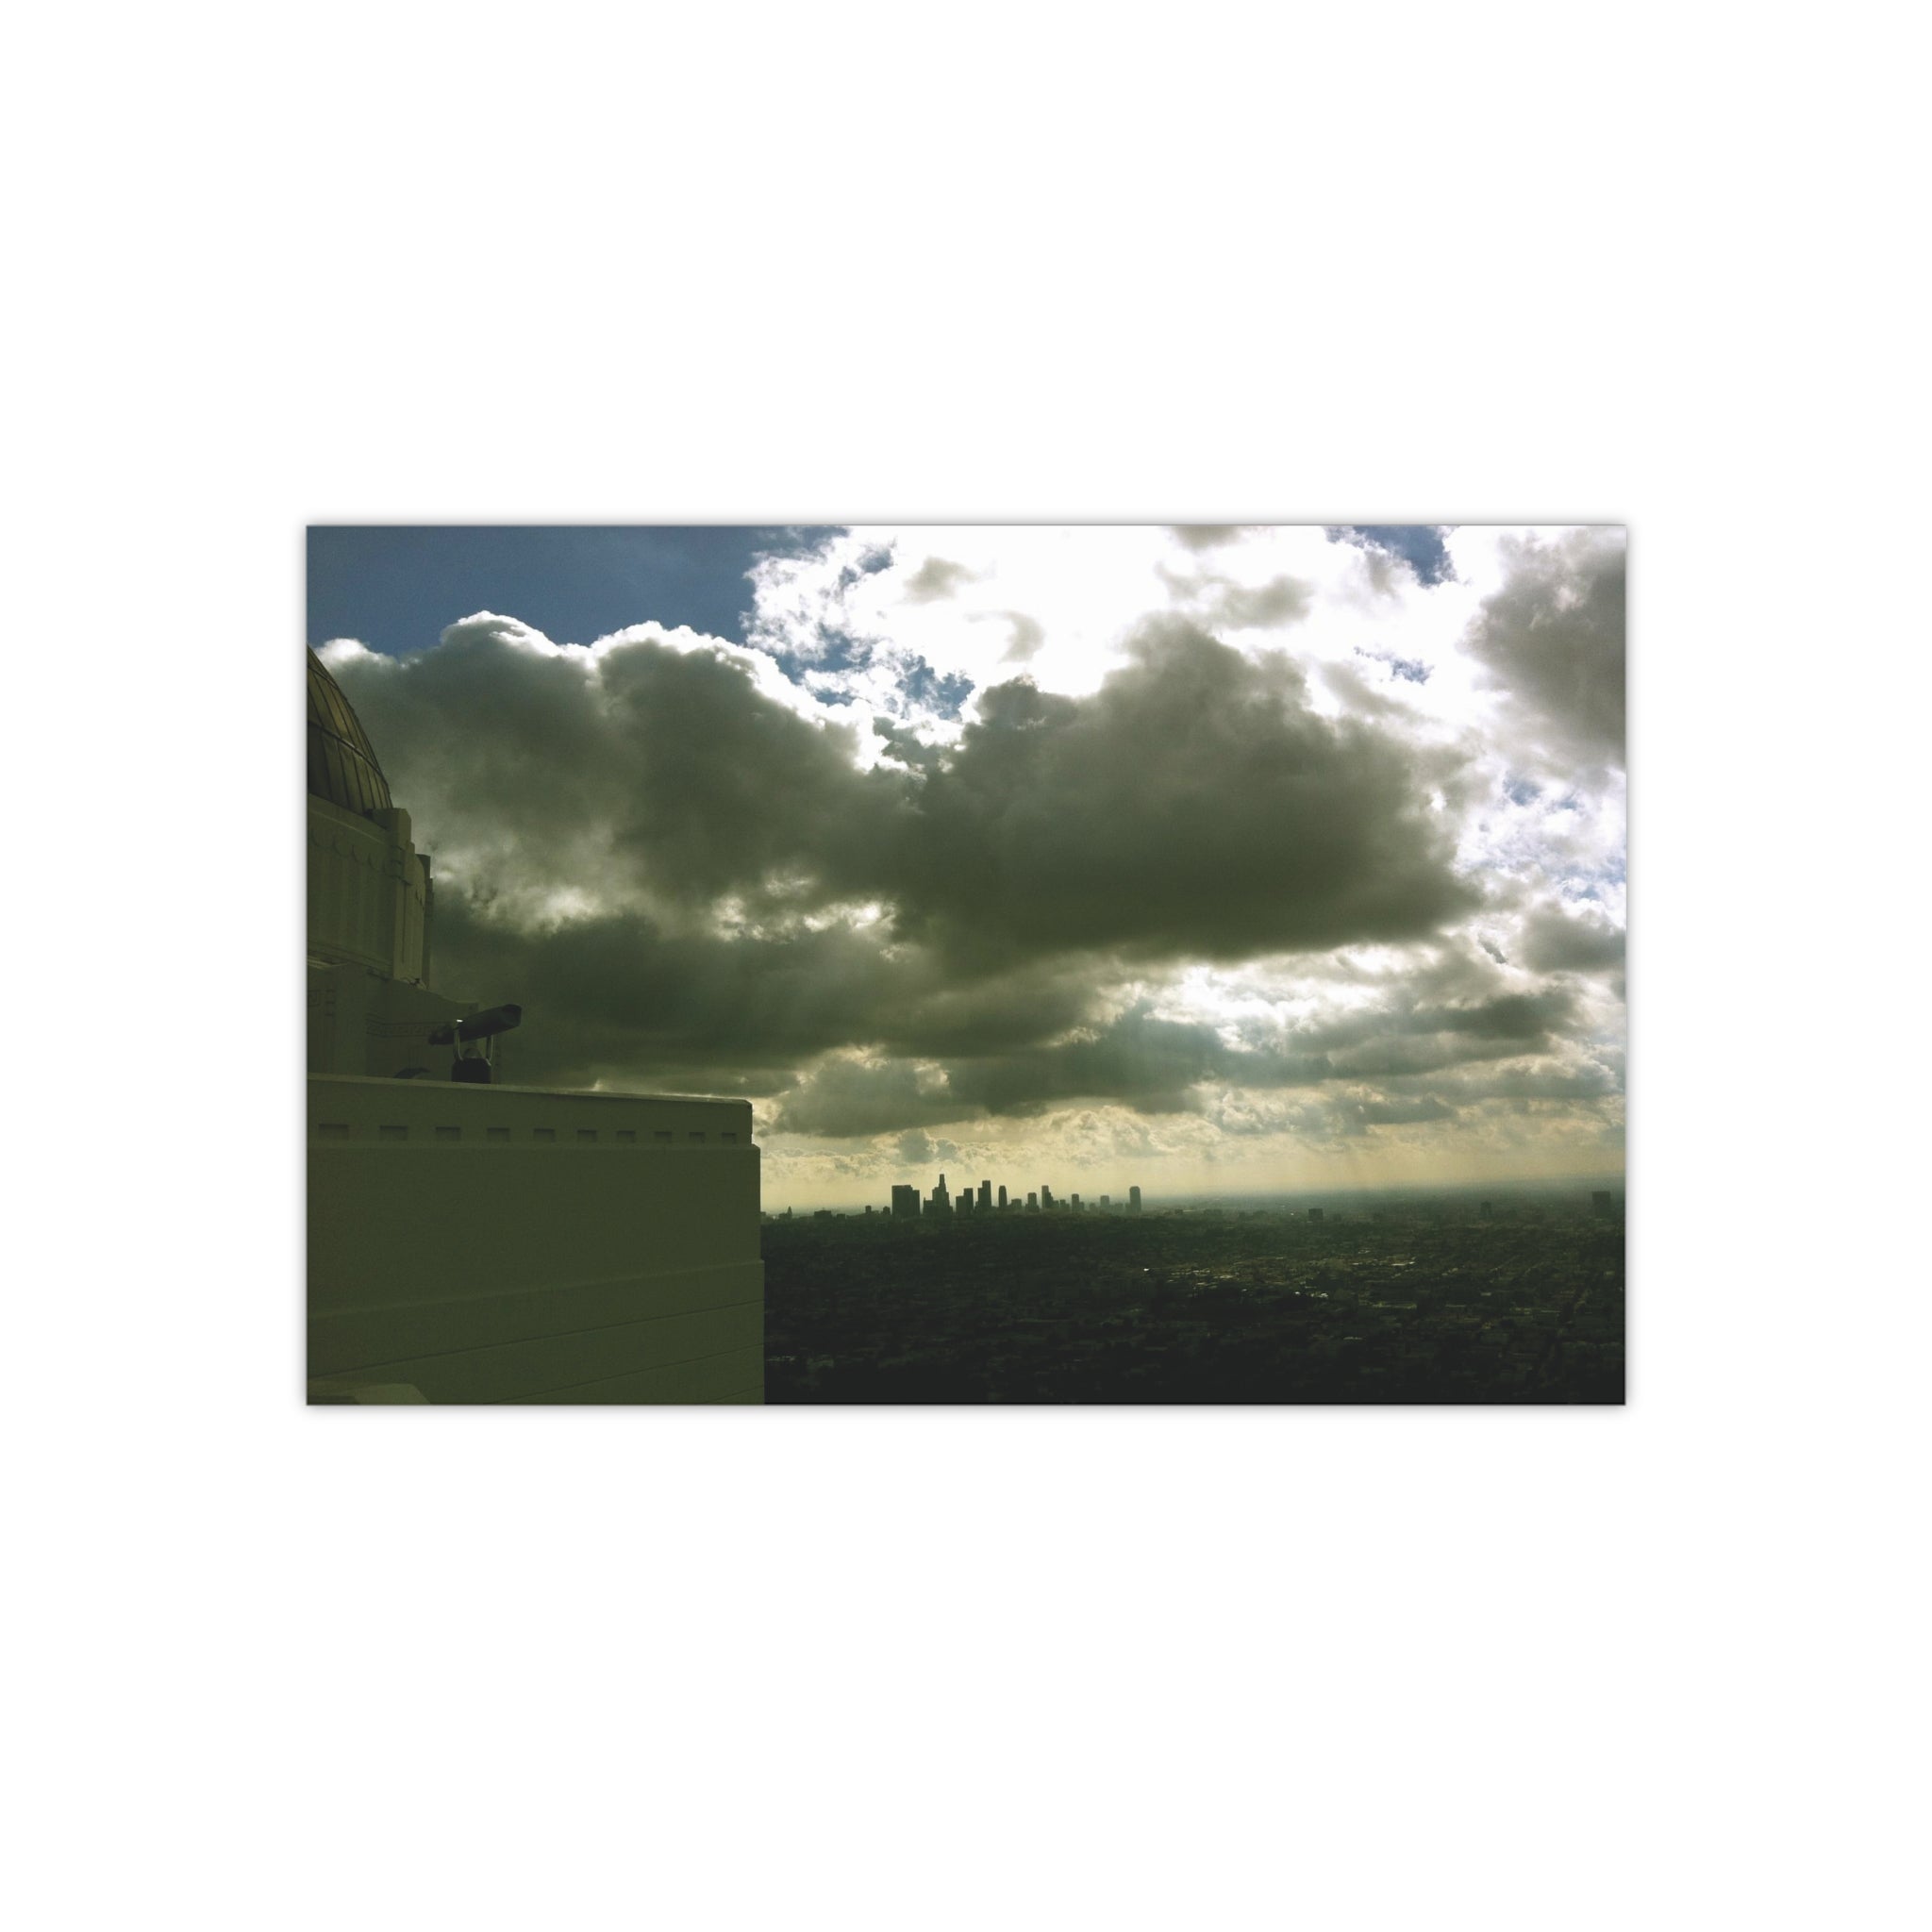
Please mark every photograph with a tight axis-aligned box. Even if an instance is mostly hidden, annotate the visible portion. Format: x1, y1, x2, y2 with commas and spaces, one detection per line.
308, 523, 1625, 1404
18, 4, 1922, 1921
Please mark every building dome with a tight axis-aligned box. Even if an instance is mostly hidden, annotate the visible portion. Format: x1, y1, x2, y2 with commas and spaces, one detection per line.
308, 647, 392, 818
308, 644, 430, 989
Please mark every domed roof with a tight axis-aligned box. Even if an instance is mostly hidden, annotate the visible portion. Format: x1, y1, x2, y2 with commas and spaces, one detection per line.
308, 648, 392, 818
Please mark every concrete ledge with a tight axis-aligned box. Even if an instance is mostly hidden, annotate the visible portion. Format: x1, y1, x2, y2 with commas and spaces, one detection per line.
313, 1299, 762, 1405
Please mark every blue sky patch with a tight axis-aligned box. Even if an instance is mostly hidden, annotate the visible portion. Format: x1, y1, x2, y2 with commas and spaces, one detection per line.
899, 655, 976, 721
307, 525, 835, 656
1324, 525, 1456, 587
767, 624, 873, 693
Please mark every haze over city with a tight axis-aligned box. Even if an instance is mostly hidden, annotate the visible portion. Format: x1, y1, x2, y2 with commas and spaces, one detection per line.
311, 524, 1625, 1214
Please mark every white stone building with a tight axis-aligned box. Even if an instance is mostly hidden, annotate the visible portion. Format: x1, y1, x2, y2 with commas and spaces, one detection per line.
306, 649, 762, 1403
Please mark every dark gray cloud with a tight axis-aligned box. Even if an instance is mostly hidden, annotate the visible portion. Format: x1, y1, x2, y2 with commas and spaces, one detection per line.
1170, 525, 1244, 551
327, 607, 1620, 1144
770, 1006, 1233, 1137
1163, 956, 1601, 1097
1464, 530, 1625, 764
872, 716, 945, 772
592, 636, 878, 907
332, 615, 871, 915
1403, 989, 1581, 1041
946, 1008, 1228, 1119
764, 971, 1595, 1139
1519, 905, 1625, 974
439, 876, 1608, 1139
339, 616, 1475, 978
773, 1058, 968, 1138
432, 892, 1101, 1097
869, 622, 1475, 968
432, 896, 887, 1091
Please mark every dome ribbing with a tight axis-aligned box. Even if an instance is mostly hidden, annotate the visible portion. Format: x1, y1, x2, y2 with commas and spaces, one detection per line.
308, 648, 392, 818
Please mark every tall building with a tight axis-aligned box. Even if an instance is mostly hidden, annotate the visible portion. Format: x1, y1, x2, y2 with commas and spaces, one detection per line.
929, 1172, 952, 1216
1041, 1183, 1055, 1210
1129, 1186, 1141, 1213
307, 649, 762, 1404
1026, 1191, 1039, 1212
891, 1184, 920, 1219
977, 1179, 992, 1211
998, 1185, 1008, 1210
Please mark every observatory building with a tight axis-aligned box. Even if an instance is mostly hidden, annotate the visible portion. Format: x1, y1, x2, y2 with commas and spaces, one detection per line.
307, 648, 763, 1403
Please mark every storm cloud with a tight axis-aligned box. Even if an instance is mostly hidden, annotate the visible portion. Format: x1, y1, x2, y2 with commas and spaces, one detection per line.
1464, 529, 1626, 765
1519, 904, 1626, 974
336, 614, 1476, 977
868, 622, 1476, 967
430, 893, 1101, 1096
318, 524, 1624, 1194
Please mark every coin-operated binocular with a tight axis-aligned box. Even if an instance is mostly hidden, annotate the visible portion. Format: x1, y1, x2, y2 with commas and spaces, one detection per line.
427, 1004, 522, 1084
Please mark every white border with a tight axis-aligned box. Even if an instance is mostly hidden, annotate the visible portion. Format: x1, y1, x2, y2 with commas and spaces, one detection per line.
9, 7, 1919, 1926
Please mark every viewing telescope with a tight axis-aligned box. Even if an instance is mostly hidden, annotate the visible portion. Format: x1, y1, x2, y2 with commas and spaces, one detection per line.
427, 1004, 522, 1047
427, 1003, 523, 1083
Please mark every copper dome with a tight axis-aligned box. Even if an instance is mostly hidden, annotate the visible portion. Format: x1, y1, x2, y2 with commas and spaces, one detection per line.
308, 648, 392, 818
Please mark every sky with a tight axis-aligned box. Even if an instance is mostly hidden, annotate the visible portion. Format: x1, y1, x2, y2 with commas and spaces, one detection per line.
312, 525, 1625, 1211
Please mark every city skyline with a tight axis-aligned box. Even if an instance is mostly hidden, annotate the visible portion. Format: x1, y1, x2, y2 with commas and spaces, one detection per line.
872, 1171, 1146, 1221
311, 525, 1625, 1213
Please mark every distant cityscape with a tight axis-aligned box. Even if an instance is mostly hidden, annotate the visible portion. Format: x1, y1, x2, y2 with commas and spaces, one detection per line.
766, 1174, 1623, 1226
766, 1172, 1145, 1223
895, 1172, 1143, 1220
762, 1183, 1626, 1402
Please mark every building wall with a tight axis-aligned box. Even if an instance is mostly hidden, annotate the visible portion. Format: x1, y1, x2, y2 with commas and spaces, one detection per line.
307, 963, 482, 1080
308, 1075, 763, 1404
308, 796, 430, 981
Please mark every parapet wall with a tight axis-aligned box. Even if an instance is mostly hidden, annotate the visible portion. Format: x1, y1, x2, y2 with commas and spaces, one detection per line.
308, 1075, 763, 1404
